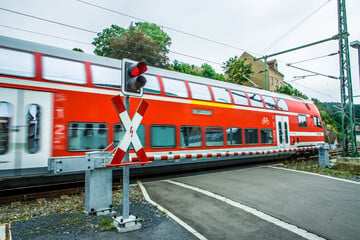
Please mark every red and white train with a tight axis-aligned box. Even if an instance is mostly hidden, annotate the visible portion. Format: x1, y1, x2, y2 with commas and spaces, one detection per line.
0, 35, 324, 179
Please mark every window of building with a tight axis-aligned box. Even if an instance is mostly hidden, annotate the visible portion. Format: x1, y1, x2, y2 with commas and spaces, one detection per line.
143, 75, 161, 94
42, 56, 86, 84
248, 93, 264, 108
151, 125, 176, 148
263, 96, 277, 110
114, 124, 145, 149
226, 127, 242, 145
260, 128, 273, 144
314, 116, 322, 128
212, 87, 231, 103
188, 82, 212, 101
298, 115, 307, 128
162, 77, 188, 98
277, 98, 289, 111
205, 127, 224, 146
0, 101, 12, 155
231, 90, 249, 106
26, 104, 41, 154
91, 65, 121, 88
180, 126, 202, 147
245, 128, 259, 145
68, 122, 108, 151
0, 48, 35, 78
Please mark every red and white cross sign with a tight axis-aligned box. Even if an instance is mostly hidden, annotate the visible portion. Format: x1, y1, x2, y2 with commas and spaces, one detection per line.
106, 95, 151, 167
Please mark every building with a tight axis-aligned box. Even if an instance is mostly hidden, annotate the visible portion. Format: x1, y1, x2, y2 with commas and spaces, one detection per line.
239, 52, 285, 91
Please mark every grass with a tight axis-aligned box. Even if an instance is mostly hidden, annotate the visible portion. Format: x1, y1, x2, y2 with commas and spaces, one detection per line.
283, 159, 360, 180
98, 218, 115, 231
60, 216, 85, 226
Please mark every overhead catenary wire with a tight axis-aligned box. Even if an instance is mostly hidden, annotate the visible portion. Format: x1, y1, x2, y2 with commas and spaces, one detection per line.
75, 0, 248, 53
287, 52, 339, 65
292, 81, 335, 99
0, 7, 97, 34
0, 24, 93, 45
0, 24, 224, 67
261, 0, 332, 54
0, 3, 344, 102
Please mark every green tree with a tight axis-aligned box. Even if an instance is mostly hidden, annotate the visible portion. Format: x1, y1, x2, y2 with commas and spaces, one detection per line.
276, 85, 294, 96
222, 56, 253, 84
276, 85, 308, 100
168, 60, 201, 76
201, 63, 217, 79
92, 22, 171, 67
72, 48, 84, 52
168, 61, 224, 80
92, 24, 124, 56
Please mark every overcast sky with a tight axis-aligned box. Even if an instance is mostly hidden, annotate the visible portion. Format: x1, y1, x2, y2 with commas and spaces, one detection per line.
1, 0, 359, 103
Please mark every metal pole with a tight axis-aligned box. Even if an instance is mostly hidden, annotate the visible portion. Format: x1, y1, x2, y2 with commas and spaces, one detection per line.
358, 48, 360, 85
264, 56, 268, 90
337, 0, 358, 156
123, 95, 130, 219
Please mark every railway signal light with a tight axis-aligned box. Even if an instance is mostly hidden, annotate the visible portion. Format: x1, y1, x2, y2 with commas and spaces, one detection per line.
121, 59, 147, 97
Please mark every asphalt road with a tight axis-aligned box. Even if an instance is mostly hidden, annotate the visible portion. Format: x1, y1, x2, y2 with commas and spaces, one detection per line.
143, 166, 360, 240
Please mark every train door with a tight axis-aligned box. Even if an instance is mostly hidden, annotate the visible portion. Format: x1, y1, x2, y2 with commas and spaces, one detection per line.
275, 115, 290, 149
0, 88, 52, 173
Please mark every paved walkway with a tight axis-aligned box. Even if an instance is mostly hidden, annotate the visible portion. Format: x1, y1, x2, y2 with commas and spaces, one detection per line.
143, 166, 360, 240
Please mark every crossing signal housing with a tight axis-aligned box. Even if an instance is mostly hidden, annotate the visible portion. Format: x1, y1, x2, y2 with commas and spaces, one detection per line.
122, 59, 147, 97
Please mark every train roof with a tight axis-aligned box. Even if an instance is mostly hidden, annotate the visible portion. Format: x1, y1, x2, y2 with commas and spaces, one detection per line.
0, 35, 312, 104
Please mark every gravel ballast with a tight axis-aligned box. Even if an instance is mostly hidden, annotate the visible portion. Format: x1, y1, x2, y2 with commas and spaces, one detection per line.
1, 184, 197, 240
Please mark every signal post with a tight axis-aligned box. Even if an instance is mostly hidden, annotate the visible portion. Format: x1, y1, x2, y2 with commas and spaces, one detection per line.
106, 59, 151, 233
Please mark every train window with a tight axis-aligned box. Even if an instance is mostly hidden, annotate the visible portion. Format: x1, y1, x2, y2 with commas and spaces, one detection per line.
180, 126, 202, 147
143, 75, 161, 94
260, 128, 273, 144
277, 98, 289, 111
0, 102, 12, 155
212, 87, 231, 103
26, 104, 41, 154
298, 115, 307, 128
205, 127, 224, 146
263, 96, 277, 110
231, 90, 249, 106
0, 48, 34, 78
91, 65, 121, 88
42, 56, 86, 84
162, 77, 188, 98
245, 128, 259, 145
314, 116, 322, 128
114, 124, 145, 149
248, 93, 264, 108
113, 124, 125, 148
68, 122, 108, 151
151, 125, 176, 148
188, 82, 212, 101
226, 127, 242, 145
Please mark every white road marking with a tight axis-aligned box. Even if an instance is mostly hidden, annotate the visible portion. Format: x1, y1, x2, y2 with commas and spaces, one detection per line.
137, 180, 208, 240
165, 179, 325, 240
269, 165, 360, 185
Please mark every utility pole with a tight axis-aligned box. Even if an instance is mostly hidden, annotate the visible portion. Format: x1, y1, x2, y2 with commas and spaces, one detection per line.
337, 0, 358, 156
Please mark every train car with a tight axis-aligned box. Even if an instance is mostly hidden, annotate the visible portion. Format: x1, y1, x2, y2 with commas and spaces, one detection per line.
0, 35, 324, 179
